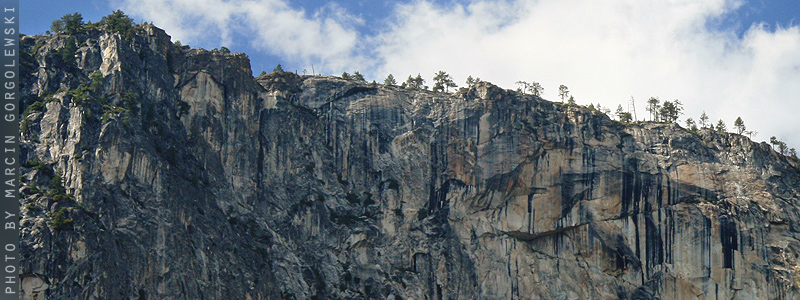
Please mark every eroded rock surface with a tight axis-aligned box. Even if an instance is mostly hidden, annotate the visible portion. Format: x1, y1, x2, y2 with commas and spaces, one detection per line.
18, 25, 800, 299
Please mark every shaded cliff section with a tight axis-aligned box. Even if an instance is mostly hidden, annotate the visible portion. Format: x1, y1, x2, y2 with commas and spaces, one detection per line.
18, 24, 800, 299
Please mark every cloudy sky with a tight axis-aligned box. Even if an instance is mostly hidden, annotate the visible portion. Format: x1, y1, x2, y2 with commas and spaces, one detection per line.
22, 0, 800, 149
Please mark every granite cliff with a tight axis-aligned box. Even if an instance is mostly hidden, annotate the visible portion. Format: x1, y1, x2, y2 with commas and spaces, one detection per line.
17, 24, 800, 299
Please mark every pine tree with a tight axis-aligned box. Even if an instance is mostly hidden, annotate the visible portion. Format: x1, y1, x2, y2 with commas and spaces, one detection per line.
466, 76, 475, 87
685, 117, 697, 132
51, 12, 84, 33
646, 97, 661, 121
433, 71, 456, 92
658, 99, 682, 123
699, 111, 709, 128
778, 141, 788, 155
558, 85, 569, 103
353, 71, 366, 82
515, 81, 529, 94
529, 81, 543, 96
770, 136, 779, 150
716, 119, 727, 133
734, 117, 746, 135
384, 74, 397, 86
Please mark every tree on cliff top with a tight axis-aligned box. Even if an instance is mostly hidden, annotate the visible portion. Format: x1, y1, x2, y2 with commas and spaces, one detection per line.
658, 99, 682, 123
51, 13, 84, 34
101, 10, 135, 33
384, 74, 397, 86
404, 74, 425, 90
646, 97, 660, 121
558, 85, 569, 103
433, 71, 457, 92
734, 117, 746, 135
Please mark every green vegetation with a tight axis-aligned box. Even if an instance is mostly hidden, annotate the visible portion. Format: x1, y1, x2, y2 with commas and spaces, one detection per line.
48, 10, 138, 38
432, 71, 457, 93
177, 100, 190, 118
716, 119, 727, 133
685, 117, 698, 132
219, 46, 231, 54
55, 36, 78, 68
465, 76, 483, 88
101, 9, 135, 33
24, 204, 40, 212
734, 117, 746, 135
24, 101, 45, 115
50, 12, 84, 34
352, 71, 366, 82
616, 105, 633, 123
384, 74, 397, 86
273, 64, 284, 72
48, 173, 74, 202
558, 85, 569, 103
699, 111, 709, 128
49, 207, 73, 231
646, 97, 660, 121
402, 74, 425, 90
658, 99, 682, 123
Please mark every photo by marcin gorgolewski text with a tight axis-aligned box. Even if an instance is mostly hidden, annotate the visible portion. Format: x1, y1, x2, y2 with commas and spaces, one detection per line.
0, 0, 18, 298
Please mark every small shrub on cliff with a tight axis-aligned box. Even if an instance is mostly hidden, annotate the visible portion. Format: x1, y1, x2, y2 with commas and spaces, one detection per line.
24, 101, 45, 115
49, 207, 73, 231
55, 36, 78, 68
48, 173, 73, 202
177, 100, 190, 118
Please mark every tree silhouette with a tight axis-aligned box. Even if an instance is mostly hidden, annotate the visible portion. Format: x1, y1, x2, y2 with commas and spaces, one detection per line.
699, 111, 709, 128
558, 85, 569, 103
404, 74, 425, 90
658, 99, 682, 123
101, 9, 134, 33
51, 12, 84, 34
529, 81, 543, 96
616, 104, 632, 122
353, 71, 366, 82
384, 74, 397, 86
685, 117, 697, 132
515, 81, 529, 94
716, 119, 727, 133
770, 136, 779, 150
734, 117, 746, 135
646, 97, 660, 121
433, 71, 457, 92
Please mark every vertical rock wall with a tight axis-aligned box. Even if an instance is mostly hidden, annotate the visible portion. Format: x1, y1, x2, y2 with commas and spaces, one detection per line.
17, 25, 800, 299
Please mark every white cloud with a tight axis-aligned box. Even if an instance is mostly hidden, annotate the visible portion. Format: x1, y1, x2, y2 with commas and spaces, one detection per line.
118, 0, 800, 148
115, 0, 368, 73
373, 0, 800, 148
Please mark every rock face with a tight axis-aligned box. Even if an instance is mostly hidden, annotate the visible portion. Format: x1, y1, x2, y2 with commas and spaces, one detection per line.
18, 25, 800, 300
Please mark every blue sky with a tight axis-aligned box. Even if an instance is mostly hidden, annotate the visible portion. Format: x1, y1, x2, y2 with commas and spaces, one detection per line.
20, 0, 800, 148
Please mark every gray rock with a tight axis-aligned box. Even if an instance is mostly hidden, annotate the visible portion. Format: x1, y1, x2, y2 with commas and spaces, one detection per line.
18, 24, 800, 300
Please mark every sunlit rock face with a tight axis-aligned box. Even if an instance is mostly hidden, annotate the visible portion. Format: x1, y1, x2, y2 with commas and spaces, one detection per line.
18, 24, 800, 300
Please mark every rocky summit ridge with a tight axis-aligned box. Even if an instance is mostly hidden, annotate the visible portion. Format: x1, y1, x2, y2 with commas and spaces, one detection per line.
17, 24, 800, 299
